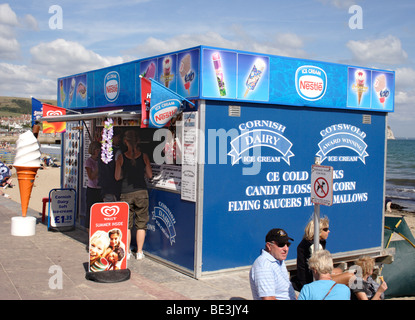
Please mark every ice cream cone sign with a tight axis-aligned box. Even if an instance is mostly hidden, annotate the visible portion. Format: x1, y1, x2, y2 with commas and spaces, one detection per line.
13, 131, 41, 217
355, 70, 366, 105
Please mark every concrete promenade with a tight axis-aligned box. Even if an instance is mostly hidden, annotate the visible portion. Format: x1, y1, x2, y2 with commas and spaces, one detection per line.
0, 195, 252, 301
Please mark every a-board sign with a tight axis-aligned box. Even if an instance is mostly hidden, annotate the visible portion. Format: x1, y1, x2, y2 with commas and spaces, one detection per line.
89, 202, 129, 272
48, 188, 76, 230
311, 164, 334, 206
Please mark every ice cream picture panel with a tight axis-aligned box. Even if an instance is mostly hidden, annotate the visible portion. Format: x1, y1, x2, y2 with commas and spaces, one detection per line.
177, 49, 199, 97
372, 71, 393, 111
347, 67, 371, 109
201, 49, 237, 99
347, 68, 394, 111
158, 55, 176, 90
237, 54, 269, 101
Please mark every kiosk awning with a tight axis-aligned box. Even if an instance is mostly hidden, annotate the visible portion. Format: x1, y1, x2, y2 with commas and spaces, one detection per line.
39, 110, 140, 122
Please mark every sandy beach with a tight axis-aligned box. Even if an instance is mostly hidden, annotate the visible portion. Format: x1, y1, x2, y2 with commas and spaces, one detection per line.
3, 165, 415, 299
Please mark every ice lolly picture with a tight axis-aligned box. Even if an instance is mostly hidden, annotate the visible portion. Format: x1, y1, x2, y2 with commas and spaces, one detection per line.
355, 69, 366, 105
59, 79, 65, 106
212, 52, 226, 96
69, 78, 75, 105
179, 54, 192, 94
374, 74, 389, 108
244, 58, 266, 98
143, 62, 156, 79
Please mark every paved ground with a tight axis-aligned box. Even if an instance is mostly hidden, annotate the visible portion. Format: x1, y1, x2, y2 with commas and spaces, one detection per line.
0, 195, 253, 301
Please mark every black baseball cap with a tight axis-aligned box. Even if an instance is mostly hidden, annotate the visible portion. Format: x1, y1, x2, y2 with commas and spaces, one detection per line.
266, 228, 294, 245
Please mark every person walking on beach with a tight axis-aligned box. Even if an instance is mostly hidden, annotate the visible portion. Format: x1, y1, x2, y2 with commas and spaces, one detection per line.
249, 228, 296, 300
115, 130, 152, 260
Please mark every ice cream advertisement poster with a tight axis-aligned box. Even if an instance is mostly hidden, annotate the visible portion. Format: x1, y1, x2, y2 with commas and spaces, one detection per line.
57, 74, 87, 109
201, 49, 237, 99
177, 49, 199, 98
347, 68, 394, 111
237, 54, 269, 101
158, 55, 177, 91
89, 202, 129, 273
372, 71, 394, 111
347, 67, 371, 109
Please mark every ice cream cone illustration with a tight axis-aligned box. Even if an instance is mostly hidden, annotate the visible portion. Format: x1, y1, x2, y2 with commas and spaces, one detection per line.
162, 57, 173, 88
244, 58, 266, 98
355, 70, 366, 105
13, 131, 42, 217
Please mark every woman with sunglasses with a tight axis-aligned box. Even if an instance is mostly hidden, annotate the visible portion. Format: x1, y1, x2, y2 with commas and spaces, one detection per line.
294, 216, 354, 291
294, 216, 330, 291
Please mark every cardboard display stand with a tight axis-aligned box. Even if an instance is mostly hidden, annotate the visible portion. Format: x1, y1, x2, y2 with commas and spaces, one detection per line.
85, 202, 130, 283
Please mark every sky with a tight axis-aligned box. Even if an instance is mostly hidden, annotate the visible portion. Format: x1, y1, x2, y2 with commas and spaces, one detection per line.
0, 0, 414, 138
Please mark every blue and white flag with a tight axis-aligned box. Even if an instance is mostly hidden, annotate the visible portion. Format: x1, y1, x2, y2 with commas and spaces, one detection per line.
146, 78, 194, 128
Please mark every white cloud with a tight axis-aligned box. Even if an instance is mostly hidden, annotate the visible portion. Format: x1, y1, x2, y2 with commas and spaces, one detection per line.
23, 14, 39, 31
0, 3, 19, 26
0, 62, 55, 99
30, 39, 124, 79
346, 36, 408, 65
316, 0, 358, 9
128, 30, 306, 59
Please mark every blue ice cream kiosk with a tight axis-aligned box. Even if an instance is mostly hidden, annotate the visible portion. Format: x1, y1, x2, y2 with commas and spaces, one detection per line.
50, 46, 394, 278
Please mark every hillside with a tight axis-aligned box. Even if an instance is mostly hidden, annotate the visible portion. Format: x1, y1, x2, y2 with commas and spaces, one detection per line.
0, 96, 57, 116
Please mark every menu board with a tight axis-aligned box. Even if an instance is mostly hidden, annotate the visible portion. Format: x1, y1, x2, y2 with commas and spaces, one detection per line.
181, 112, 198, 202
149, 164, 181, 192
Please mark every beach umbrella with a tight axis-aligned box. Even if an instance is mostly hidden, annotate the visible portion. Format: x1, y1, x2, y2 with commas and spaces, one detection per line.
382, 216, 415, 298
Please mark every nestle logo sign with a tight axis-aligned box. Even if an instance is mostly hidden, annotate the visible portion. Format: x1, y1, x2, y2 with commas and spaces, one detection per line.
295, 66, 327, 101
104, 71, 120, 102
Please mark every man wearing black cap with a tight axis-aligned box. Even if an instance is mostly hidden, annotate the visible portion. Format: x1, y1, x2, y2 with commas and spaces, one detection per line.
249, 228, 296, 300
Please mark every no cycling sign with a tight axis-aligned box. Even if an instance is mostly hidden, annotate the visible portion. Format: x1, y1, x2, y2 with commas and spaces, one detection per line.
311, 164, 333, 206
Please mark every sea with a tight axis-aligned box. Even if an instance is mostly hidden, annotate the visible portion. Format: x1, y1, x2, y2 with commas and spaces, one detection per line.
386, 139, 415, 213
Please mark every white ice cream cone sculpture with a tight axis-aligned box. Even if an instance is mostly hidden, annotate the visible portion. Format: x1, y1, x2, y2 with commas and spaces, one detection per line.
11, 131, 41, 236
13, 131, 40, 217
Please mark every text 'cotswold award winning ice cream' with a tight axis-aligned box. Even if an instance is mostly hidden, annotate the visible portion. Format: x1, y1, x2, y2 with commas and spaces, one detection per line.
13, 130, 41, 217
244, 58, 266, 98
212, 52, 226, 96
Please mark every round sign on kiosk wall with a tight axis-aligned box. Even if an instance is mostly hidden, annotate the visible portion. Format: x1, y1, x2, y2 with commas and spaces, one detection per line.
311, 164, 333, 206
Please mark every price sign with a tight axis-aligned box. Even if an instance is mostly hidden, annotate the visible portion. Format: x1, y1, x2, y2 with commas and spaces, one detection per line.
48, 188, 76, 230
311, 164, 333, 206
